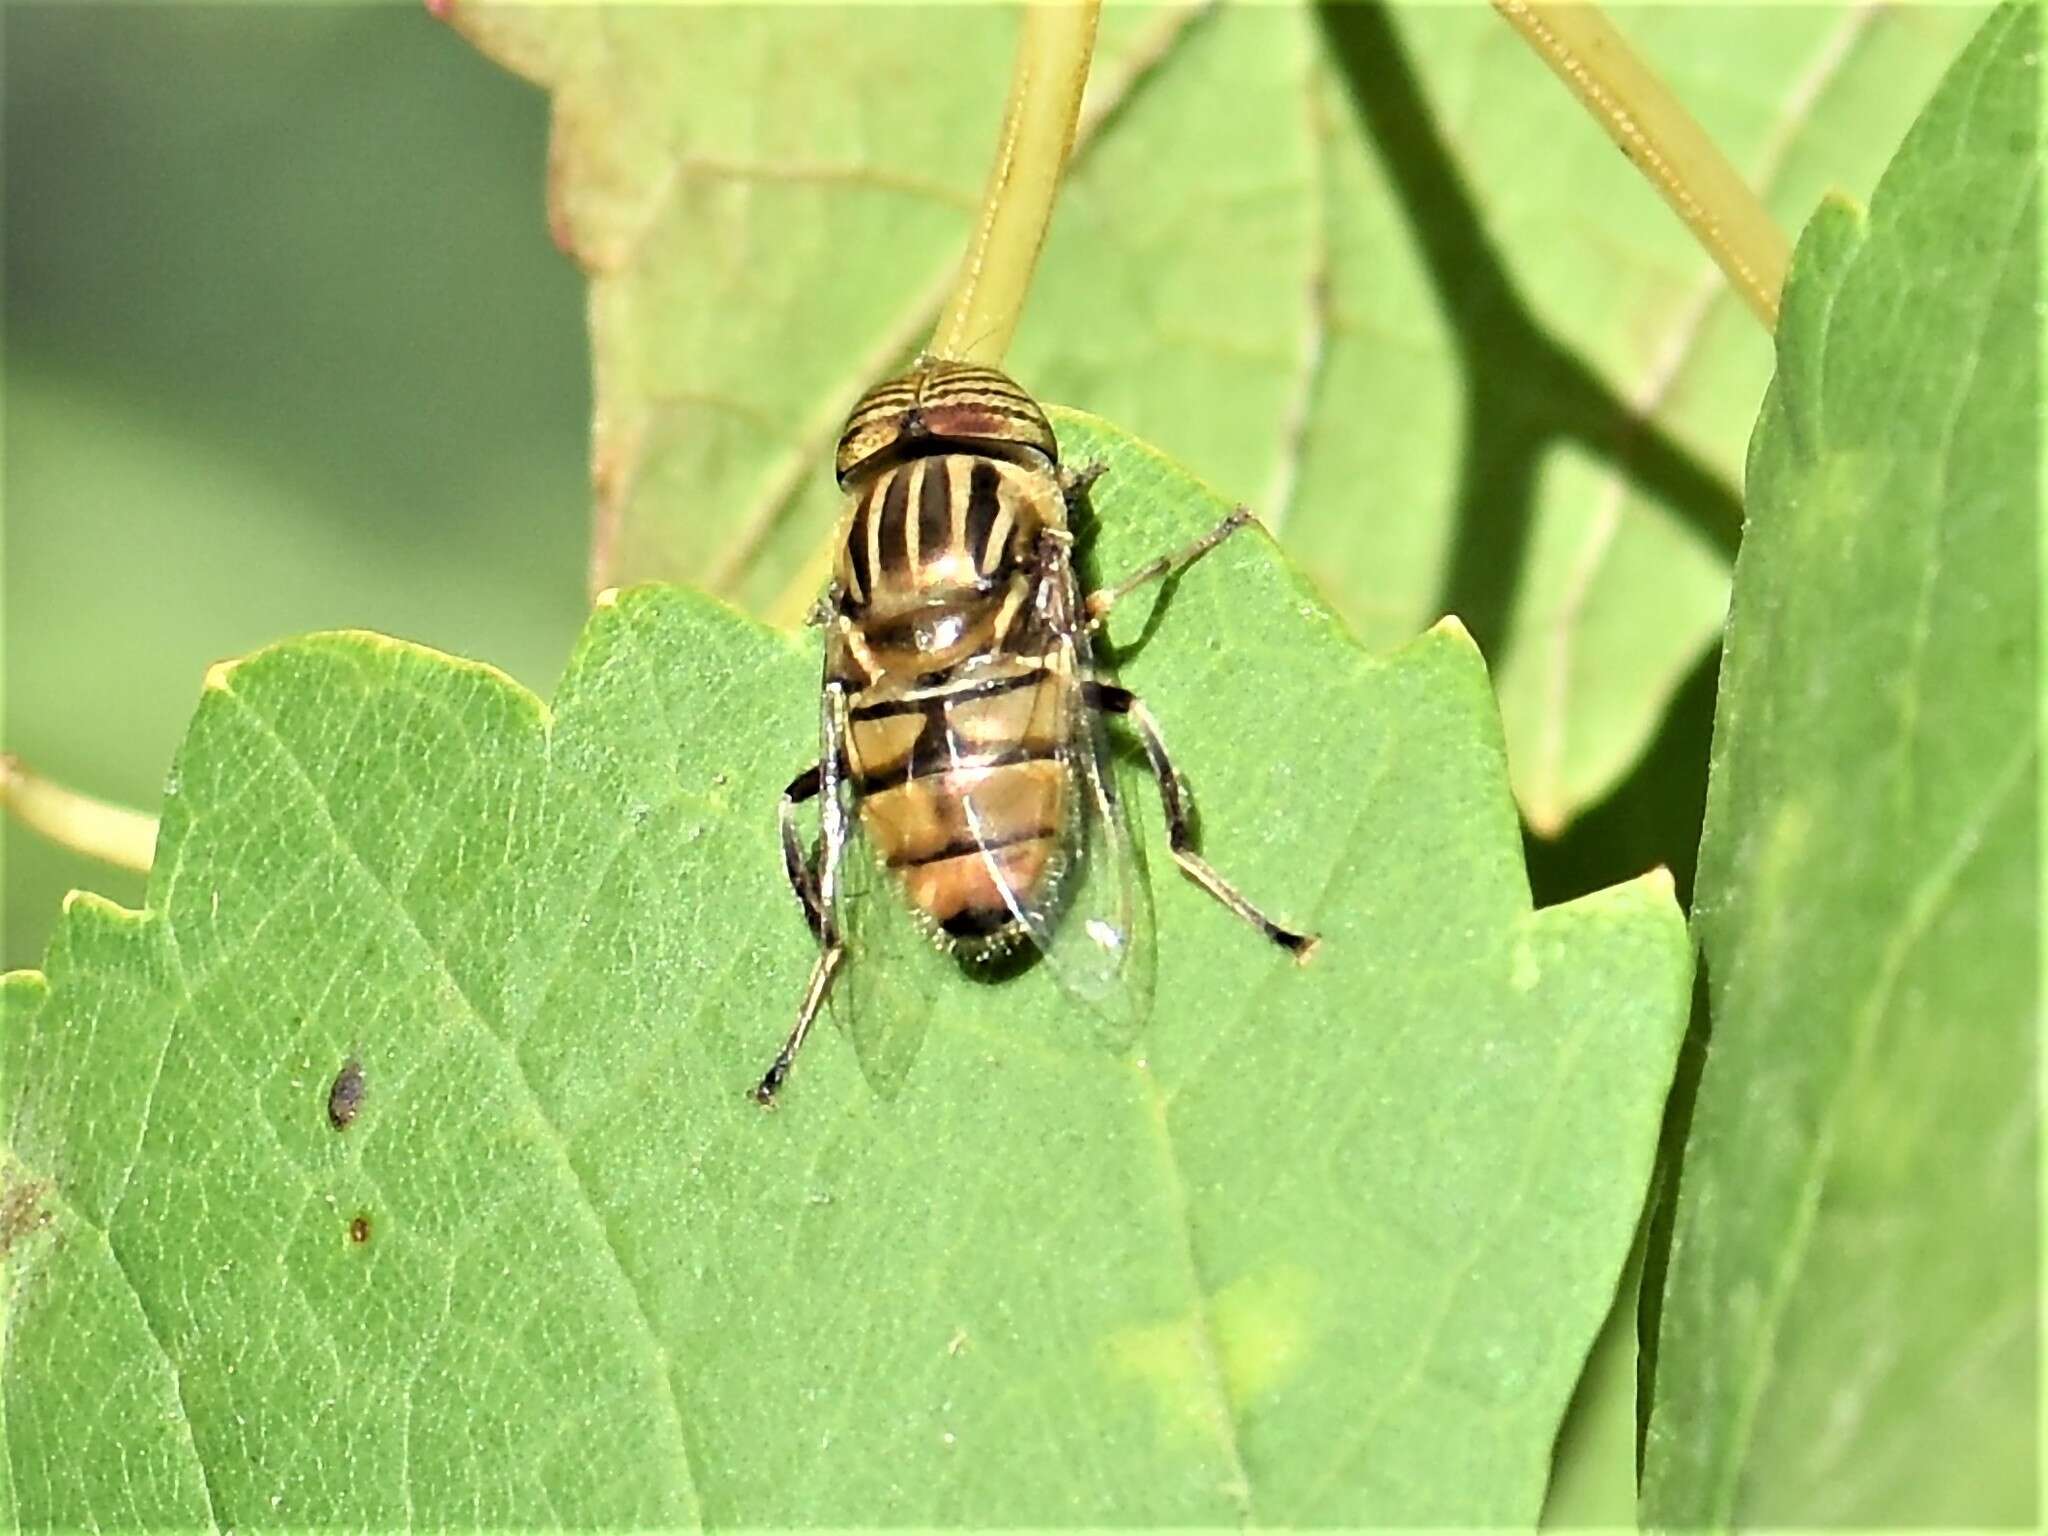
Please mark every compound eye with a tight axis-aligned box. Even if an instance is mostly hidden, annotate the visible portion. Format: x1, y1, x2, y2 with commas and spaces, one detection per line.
917, 365, 1057, 466
836, 375, 922, 485
833, 363, 1060, 488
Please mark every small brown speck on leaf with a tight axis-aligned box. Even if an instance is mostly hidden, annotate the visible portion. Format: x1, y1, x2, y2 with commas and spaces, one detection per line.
348, 1214, 372, 1245
328, 1059, 365, 1130
0, 1177, 51, 1257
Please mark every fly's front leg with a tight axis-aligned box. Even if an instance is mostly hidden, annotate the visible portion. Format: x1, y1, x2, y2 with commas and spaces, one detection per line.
1085, 508, 1256, 631
757, 685, 853, 1106
803, 580, 846, 631
1059, 459, 1109, 509
1085, 680, 1319, 962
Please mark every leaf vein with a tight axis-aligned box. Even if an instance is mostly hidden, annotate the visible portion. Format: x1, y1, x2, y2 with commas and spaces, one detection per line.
1263, 15, 1332, 536
1136, 1063, 1254, 1524
1297, 916, 1606, 1515
214, 684, 708, 1527
1890, 160, 2038, 786
76, 1195, 226, 1534
1711, 732, 2035, 1516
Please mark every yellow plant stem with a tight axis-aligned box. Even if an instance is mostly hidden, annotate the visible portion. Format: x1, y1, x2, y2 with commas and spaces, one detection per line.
766, 0, 1115, 626
1492, 0, 1790, 331
0, 755, 157, 874
928, 0, 1102, 364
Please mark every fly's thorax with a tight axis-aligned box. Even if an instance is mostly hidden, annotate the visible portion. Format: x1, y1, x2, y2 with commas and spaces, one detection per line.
834, 451, 1068, 677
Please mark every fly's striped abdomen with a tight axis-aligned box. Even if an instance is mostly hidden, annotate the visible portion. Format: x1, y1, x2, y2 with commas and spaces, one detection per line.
845, 659, 1072, 945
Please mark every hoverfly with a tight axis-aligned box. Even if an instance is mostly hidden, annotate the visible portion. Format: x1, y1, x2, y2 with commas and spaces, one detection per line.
755, 359, 1316, 1103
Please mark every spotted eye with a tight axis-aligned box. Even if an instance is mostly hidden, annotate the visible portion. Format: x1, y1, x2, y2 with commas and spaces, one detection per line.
833, 362, 1057, 487
913, 362, 1057, 466
835, 376, 921, 486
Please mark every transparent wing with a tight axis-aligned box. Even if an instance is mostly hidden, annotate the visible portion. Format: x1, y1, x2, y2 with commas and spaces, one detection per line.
955, 624, 1157, 1054
829, 806, 947, 1098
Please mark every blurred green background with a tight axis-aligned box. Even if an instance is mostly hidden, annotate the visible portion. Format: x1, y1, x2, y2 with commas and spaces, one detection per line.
5, 4, 591, 969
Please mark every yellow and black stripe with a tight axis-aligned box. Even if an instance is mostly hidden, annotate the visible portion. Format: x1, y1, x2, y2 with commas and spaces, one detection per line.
842, 659, 1072, 943
829, 363, 1078, 947
835, 452, 1051, 626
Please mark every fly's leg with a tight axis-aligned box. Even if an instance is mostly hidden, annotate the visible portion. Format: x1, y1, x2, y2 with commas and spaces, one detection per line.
803, 580, 846, 631
756, 943, 845, 1106
759, 761, 835, 1104
779, 764, 825, 942
758, 684, 854, 1105
1084, 508, 1255, 630
1059, 459, 1109, 508
1086, 681, 1319, 962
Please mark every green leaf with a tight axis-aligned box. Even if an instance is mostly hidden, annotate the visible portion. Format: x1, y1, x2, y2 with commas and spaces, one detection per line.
3, 5, 592, 972
1540, 1232, 1648, 1527
1642, 6, 2038, 1522
4, 416, 1690, 1523
448, 0, 1984, 828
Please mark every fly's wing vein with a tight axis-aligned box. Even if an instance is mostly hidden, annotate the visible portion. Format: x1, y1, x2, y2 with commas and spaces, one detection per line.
956, 552, 1157, 1043
825, 673, 950, 1098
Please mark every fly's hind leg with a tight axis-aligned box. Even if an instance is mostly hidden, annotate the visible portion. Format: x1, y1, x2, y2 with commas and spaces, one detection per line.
758, 760, 843, 1105
779, 764, 826, 942
756, 943, 845, 1106
1086, 682, 1319, 962
1084, 507, 1256, 630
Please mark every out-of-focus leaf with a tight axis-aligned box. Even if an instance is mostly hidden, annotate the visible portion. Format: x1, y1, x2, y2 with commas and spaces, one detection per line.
1643, 5, 2038, 1521
2, 7, 591, 969
1540, 1235, 1647, 1527
447, 0, 1985, 828
3, 416, 1689, 1524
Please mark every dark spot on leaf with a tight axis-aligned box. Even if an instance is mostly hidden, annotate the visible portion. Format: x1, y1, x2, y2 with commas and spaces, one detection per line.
348, 1213, 372, 1245
0, 1177, 51, 1258
327, 1058, 364, 1130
